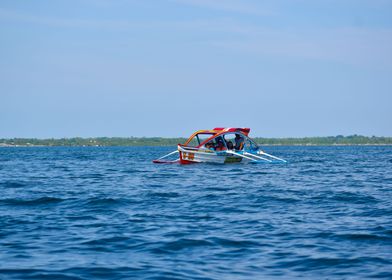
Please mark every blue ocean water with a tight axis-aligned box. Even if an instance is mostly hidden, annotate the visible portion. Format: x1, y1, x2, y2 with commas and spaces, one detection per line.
0, 146, 391, 279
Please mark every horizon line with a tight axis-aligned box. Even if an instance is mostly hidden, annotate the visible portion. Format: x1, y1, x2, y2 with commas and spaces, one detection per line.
1, 134, 392, 139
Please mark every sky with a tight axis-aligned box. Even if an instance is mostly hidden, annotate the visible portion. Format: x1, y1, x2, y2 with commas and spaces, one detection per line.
0, 0, 391, 138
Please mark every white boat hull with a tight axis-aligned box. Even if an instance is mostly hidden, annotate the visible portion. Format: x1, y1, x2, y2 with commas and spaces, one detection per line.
178, 145, 243, 164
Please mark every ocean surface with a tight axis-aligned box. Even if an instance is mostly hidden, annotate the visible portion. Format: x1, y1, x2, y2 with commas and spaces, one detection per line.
0, 146, 391, 279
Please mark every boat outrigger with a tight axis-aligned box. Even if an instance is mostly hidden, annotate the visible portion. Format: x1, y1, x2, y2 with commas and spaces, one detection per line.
153, 127, 286, 164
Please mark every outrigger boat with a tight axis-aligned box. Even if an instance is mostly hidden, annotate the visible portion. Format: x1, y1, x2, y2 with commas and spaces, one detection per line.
153, 127, 286, 164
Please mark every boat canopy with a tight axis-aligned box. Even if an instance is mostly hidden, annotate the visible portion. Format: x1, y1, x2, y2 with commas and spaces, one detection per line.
213, 127, 250, 136
184, 127, 251, 147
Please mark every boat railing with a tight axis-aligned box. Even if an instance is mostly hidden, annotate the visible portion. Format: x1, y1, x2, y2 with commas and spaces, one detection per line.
177, 144, 202, 151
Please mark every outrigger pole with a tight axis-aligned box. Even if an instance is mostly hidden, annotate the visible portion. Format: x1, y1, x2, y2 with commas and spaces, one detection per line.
257, 151, 287, 163
227, 150, 287, 163
225, 150, 260, 162
152, 150, 179, 163
243, 151, 272, 162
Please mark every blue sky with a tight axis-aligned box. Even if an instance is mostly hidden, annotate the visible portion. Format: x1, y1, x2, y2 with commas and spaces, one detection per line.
1, 0, 391, 138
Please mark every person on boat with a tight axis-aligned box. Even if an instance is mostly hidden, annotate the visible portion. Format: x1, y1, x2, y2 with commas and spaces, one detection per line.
205, 142, 214, 150
234, 134, 244, 150
215, 137, 227, 151
226, 140, 234, 150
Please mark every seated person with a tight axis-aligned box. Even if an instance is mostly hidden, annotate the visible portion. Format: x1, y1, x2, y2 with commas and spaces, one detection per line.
215, 137, 227, 151
226, 140, 234, 150
234, 134, 244, 150
205, 142, 215, 150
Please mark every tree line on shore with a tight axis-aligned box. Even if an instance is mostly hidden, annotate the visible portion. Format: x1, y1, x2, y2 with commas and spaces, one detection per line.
1, 135, 391, 146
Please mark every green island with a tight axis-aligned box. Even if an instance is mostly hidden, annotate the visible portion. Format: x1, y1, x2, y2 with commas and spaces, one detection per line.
0, 135, 391, 147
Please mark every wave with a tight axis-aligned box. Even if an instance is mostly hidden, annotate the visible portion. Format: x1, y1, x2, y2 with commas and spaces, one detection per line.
145, 191, 180, 198
83, 197, 132, 207
0, 267, 145, 280
274, 256, 390, 271
209, 237, 259, 248
155, 238, 213, 252
336, 233, 391, 242
0, 181, 27, 188
0, 197, 64, 206
313, 191, 378, 204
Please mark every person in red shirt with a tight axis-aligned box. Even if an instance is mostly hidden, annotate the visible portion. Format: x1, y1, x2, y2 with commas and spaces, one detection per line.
215, 137, 227, 151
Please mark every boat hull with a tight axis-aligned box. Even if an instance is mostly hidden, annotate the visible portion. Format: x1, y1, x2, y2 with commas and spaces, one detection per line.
178, 145, 243, 164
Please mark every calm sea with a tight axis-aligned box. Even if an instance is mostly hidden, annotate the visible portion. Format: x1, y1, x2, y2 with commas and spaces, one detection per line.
0, 146, 391, 279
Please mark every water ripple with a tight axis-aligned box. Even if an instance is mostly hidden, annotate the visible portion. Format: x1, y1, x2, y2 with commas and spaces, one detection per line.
0, 146, 391, 279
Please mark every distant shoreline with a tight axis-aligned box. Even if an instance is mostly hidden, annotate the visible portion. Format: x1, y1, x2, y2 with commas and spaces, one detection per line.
1, 144, 392, 148
1, 136, 391, 147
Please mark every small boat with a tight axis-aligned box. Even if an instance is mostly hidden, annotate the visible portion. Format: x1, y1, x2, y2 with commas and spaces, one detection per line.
153, 127, 286, 164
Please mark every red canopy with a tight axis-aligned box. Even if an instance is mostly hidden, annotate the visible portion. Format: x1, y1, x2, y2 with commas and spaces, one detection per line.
212, 127, 250, 136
